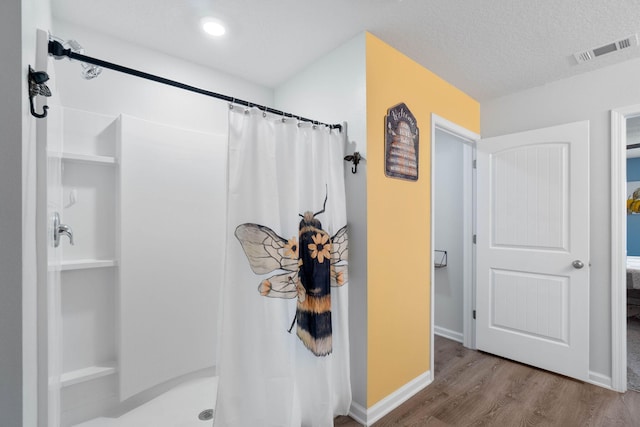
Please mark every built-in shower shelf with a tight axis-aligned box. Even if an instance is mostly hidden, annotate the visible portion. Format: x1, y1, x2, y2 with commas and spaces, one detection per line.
49, 151, 117, 165
61, 364, 117, 388
60, 259, 117, 271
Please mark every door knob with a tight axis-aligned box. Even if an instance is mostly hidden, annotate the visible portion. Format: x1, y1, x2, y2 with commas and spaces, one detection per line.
53, 212, 74, 247
572, 260, 584, 269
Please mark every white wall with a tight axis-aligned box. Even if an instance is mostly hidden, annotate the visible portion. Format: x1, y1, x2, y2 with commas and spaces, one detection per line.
274, 34, 368, 409
1, 0, 51, 426
51, 20, 272, 134
0, 2, 25, 426
434, 129, 464, 339
482, 57, 640, 381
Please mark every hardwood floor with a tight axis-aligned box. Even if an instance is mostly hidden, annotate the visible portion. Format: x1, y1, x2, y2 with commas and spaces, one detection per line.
335, 336, 640, 426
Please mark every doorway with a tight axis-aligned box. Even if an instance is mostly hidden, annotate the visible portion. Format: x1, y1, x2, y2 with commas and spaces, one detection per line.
430, 114, 479, 377
626, 117, 640, 391
612, 105, 640, 392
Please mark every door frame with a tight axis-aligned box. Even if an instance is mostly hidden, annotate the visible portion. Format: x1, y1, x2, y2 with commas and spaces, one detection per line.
430, 113, 480, 376
611, 104, 640, 392
35, 29, 53, 427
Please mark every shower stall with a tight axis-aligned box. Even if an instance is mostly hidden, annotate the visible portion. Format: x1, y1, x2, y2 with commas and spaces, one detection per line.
40, 18, 351, 424
39, 25, 254, 426
48, 106, 225, 426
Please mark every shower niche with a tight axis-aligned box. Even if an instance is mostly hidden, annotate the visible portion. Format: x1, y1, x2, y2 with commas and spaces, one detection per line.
53, 107, 119, 424
51, 107, 224, 426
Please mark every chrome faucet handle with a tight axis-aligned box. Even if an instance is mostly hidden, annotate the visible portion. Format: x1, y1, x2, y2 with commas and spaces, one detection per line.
53, 212, 74, 247
58, 224, 74, 245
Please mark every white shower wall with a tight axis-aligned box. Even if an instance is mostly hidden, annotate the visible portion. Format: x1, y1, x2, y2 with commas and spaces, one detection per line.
50, 19, 273, 425
51, 20, 272, 133
117, 115, 224, 401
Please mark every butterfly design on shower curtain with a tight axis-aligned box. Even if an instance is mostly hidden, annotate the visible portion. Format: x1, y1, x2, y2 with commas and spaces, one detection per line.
235, 197, 348, 357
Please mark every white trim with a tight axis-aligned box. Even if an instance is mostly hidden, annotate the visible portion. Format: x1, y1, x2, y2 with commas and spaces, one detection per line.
611, 108, 627, 393
587, 371, 613, 390
462, 140, 476, 350
610, 104, 640, 392
365, 371, 432, 426
348, 373, 432, 426
434, 326, 464, 343
35, 29, 53, 427
348, 401, 368, 426
430, 113, 480, 382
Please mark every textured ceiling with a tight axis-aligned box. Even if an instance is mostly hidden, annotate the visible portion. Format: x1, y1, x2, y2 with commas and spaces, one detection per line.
52, 0, 640, 101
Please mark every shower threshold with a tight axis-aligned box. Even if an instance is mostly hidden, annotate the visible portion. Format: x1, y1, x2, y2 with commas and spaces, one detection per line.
73, 376, 218, 427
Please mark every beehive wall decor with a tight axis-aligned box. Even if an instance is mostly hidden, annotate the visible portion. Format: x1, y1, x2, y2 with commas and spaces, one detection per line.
385, 102, 419, 181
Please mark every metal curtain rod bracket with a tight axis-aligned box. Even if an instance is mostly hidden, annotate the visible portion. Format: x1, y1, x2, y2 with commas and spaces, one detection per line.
47, 38, 342, 131
28, 66, 51, 118
344, 151, 361, 174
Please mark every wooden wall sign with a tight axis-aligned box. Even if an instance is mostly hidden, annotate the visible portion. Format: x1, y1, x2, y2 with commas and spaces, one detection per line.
385, 103, 419, 181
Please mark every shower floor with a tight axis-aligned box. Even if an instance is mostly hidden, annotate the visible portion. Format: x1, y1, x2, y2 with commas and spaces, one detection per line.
74, 376, 218, 427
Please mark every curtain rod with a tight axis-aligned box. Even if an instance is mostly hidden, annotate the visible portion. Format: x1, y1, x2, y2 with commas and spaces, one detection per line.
629, 143, 640, 149
47, 39, 342, 131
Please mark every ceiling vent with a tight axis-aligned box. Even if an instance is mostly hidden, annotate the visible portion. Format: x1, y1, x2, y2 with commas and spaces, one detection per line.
573, 34, 639, 64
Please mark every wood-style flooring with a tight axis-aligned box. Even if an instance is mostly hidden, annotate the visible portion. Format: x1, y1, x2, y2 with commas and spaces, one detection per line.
334, 336, 640, 426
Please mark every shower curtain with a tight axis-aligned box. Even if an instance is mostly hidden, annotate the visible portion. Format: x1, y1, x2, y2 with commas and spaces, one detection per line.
215, 107, 351, 426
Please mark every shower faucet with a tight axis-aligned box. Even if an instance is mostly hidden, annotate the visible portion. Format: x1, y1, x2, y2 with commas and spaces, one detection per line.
53, 212, 74, 247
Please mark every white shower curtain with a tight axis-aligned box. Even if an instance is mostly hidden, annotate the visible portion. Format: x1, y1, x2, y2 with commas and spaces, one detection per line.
215, 107, 351, 426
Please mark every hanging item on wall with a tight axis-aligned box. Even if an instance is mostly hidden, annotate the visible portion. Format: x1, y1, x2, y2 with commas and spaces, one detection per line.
28, 66, 51, 118
385, 102, 419, 181
628, 182, 640, 214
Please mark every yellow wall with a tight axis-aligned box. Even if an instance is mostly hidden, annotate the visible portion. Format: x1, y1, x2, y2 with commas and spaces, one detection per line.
365, 33, 480, 406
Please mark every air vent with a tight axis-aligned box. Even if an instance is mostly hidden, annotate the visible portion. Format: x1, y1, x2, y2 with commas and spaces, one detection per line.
573, 33, 639, 64
575, 51, 592, 62
619, 38, 632, 49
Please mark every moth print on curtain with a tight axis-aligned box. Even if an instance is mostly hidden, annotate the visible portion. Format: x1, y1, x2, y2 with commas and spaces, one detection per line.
235, 196, 348, 357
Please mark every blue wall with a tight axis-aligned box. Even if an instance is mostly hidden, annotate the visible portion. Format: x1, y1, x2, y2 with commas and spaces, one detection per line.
628, 158, 640, 255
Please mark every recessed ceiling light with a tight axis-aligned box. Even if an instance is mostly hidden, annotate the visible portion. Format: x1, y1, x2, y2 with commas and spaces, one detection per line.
201, 17, 226, 37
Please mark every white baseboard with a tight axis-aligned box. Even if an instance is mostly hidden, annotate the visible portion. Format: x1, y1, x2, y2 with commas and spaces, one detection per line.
434, 325, 464, 343
587, 371, 613, 390
348, 401, 368, 426
350, 371, 432, 426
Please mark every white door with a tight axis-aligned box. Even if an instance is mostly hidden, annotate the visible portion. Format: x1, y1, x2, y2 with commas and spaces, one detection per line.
476, 121, 590, 381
